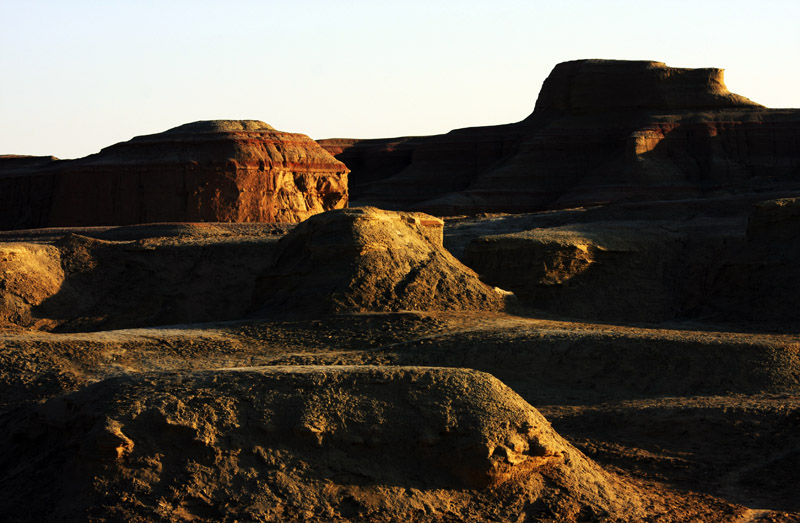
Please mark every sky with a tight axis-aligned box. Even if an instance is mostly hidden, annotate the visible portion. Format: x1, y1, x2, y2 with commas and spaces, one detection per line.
2, 0, 799, 159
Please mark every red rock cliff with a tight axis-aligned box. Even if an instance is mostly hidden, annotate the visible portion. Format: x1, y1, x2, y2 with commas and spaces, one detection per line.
0, 120, 349, 229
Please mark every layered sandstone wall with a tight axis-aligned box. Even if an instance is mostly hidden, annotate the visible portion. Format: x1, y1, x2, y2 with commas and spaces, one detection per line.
0, 120, 349, 229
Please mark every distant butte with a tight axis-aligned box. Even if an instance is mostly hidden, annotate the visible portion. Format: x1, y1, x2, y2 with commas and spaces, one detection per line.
0, 120, 348, 229
320, 59, 800, 215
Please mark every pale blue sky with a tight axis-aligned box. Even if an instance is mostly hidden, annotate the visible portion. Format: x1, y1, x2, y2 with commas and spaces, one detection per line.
2, 0, 798, 159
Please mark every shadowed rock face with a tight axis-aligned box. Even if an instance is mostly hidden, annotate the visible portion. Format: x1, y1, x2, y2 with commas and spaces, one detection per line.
320, 59, 800, 215
0, 120, 349, 229
451, 194, 800, 326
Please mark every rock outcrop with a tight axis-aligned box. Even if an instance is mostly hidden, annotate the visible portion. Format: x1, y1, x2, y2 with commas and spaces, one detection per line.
0, 121, 349, 229
0, 366, 650, 522
254, 207, 509, 316
0, 208, 507, 331
532, 59, 761, 115
320, 60, 800, 215
705, 196, 800, 324
463, 221, 688, 322
0, 223, 285, 331
455, 195, 800, 326
0, 243, 65, 329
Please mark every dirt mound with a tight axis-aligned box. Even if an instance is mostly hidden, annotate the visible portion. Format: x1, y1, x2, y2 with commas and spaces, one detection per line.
457, 200, 800, 327
0, 231, 282, 332
703, 196, 800, 324
747, 196, 800, 244
0, 366, 653, 522
253, 207, 510, 316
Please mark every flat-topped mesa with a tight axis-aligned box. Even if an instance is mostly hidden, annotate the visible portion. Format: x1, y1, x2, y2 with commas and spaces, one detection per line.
531, 59, 763, 117
0, 120, 349, 229
325, 59, 800, 216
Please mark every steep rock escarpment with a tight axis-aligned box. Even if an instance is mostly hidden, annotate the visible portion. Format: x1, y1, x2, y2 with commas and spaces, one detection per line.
0, 121, 349, 229
321, 60, 800, 215
531, 59, 760, 115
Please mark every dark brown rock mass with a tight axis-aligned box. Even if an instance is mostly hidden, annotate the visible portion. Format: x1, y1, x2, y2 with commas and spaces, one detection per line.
0, 120, 349, 229
451, 193, 800, 327
532, 59, 762, 115
320, 60, 800, 215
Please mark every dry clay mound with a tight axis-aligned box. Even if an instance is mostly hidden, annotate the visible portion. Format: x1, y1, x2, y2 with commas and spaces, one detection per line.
254, 207, 509, 316
463, 221, 688, 323
0, 226, 264, 332
0, 366, 654, 522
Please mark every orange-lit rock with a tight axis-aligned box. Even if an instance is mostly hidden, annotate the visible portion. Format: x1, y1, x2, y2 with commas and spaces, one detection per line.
0, 120, 348, 229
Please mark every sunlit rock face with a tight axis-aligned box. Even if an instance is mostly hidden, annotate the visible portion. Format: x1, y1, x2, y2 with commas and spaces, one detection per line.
321, 59, 800, 215
0, 120, 349, 229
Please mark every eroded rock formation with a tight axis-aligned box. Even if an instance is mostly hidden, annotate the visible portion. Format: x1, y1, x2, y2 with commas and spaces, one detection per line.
320, 60, 800, 215
0, 208, 507, 331
0, 120, 349, 229
255, 207, 508, 316
454, 194, 800, 326
0, 366, 650, 522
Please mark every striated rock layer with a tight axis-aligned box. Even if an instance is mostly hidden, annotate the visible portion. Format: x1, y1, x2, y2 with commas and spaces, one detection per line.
0, 120, 349, 229
320, 60, 800, 215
